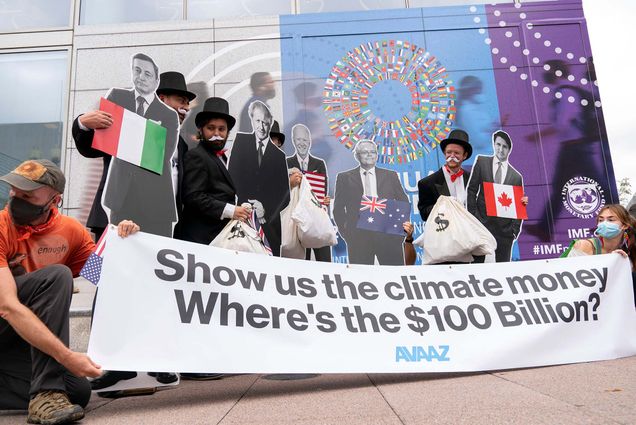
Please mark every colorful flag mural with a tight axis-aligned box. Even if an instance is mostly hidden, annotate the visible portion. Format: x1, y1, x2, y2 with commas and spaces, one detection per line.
278, 0, 617, 263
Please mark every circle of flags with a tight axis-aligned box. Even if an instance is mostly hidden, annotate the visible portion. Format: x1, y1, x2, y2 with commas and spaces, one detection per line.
322, 39, 456, 165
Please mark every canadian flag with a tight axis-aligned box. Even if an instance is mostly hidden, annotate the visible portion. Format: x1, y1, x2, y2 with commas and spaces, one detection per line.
483, 182, 528, 219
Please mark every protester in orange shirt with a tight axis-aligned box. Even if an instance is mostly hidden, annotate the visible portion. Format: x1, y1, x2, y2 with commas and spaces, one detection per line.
0, 159, 138, 424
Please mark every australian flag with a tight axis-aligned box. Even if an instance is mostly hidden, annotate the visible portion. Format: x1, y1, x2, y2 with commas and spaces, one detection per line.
356, 196, 410, 236
79, 228, 108, 285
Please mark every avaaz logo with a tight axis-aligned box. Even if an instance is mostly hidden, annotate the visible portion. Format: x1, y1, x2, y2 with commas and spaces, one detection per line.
395, 345, 450, 362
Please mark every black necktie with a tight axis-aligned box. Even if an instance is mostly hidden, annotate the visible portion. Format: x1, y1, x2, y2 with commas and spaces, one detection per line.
257, 141, 264, 167
495, 161, 502, 184
136, 96, 145, 116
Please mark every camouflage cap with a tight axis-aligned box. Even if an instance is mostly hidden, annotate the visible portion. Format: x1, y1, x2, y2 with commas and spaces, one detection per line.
0, 159, 66, 193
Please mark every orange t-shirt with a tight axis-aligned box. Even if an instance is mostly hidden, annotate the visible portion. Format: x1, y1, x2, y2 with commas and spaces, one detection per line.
0, 210, 95, 277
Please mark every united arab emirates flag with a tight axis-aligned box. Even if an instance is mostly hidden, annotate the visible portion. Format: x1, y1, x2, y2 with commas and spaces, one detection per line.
483, 182, 528, 219
92, 97, 166, 175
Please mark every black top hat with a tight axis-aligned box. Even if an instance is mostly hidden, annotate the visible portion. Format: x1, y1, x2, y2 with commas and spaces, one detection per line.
195, 97, 236, 130
269, 120, 285, 145
440, 129, 472, 160
156, 72, 196, 101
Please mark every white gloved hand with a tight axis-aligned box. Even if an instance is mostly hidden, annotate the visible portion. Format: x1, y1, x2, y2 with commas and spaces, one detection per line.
247, 199, 266, 224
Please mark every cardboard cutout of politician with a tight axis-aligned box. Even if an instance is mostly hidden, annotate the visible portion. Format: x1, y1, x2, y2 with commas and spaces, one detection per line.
333, 140, 410, 265
72, 53, 179, 239
228, 100, 290, 256
467, 130, 526, 263
286, 123, 331, 262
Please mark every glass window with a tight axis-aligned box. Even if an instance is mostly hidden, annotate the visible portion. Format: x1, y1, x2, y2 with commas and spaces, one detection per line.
80, 0, 183, 25
298, 0, 405, 14
0, 51, 68, 208
188, 0, 292, 20
0, 0, 71, 32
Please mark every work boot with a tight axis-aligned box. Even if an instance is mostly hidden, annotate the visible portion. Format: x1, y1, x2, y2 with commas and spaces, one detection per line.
27, 391, 84, 425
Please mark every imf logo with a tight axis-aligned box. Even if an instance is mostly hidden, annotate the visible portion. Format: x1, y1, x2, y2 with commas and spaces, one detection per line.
561, 176, 605, 219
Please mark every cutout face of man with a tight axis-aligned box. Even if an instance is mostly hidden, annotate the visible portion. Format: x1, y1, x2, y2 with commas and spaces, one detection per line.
355, 141, 378, 170
292, 126, 311, 159
250, 105, 272, 143
493, 136, 511, 162
132, 58, 158, 96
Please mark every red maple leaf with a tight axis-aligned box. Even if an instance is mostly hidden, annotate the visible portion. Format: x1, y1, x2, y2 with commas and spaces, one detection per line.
497, 192, 513, 208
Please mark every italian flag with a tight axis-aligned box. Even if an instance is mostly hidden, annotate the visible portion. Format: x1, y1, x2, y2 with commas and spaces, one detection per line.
483, 182, 528, 219
92, 97, 166, 175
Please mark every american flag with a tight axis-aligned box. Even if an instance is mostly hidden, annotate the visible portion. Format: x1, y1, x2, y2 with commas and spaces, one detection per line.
79, 228, 108, 285
304, 171, 326, 203
248, 211, 272, 255
357, 197, 410, 236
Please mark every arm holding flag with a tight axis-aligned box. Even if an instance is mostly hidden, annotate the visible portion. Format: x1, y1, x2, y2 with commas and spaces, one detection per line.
72, 88, 120, 158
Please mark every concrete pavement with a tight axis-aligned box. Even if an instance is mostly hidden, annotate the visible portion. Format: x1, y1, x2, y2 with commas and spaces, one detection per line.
2, 356, 635, 424
2, 279, 635, 424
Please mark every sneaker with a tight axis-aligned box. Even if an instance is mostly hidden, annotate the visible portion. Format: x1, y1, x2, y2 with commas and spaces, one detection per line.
27, 391, 84, 425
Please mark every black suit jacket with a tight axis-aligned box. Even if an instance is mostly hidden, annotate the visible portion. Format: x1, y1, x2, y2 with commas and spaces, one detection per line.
417, 168, 470, 221
333, 166, 408, 242
228, 133, 290, 225
175, 136, 188, 215
180, 142, 236, 244
286, 154, 328, 192
72, 88, 179, 235
467, 155, 523, 238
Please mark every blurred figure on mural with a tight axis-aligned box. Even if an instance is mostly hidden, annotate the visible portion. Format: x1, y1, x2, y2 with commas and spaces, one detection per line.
286, 123, 331, 262
525, 59, 611, 240
417, 129, 473, 221
238, 72, 276, 133
467, 130, 528, 262
456, 75, 500, 161
229, 100, 289, 256
333, 140, 409, 265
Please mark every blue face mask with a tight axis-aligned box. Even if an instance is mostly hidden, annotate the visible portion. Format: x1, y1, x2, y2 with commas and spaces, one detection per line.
594, 221, 623, 239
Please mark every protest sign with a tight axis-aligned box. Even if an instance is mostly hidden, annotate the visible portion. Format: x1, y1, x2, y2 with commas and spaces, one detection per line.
89, 230, 636, 373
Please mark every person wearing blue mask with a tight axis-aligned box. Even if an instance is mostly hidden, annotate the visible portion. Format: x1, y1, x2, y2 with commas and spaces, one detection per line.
562, 204, 635, 261
561, 204, 636, 306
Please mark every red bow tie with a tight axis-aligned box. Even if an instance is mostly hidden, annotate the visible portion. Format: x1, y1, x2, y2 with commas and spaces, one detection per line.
215, 149, 227, 158
445, 166, 464, 182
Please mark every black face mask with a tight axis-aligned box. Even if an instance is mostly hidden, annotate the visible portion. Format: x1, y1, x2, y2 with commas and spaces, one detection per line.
8, 196, 54, 226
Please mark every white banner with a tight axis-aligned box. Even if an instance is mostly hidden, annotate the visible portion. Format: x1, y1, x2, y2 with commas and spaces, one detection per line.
89, 230, 636, 373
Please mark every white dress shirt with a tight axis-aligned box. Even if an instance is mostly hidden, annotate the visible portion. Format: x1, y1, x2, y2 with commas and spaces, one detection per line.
296, 154, 309, 172
492, 159, 509, 184
359, 167, 378, 198
441, 166, 466, 207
